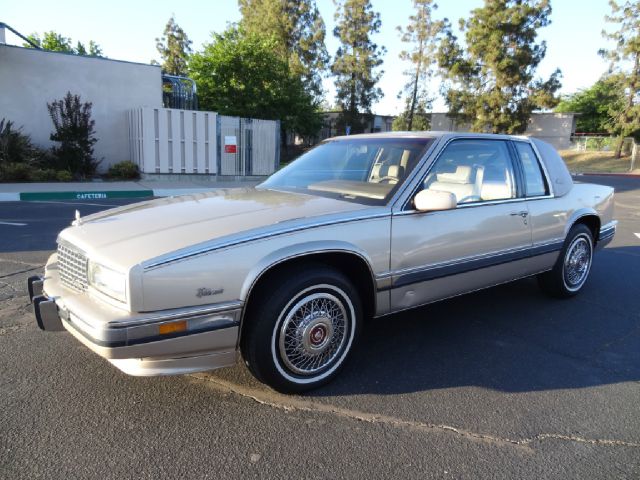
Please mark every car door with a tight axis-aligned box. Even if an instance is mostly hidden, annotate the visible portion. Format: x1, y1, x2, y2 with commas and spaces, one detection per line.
389, 138, 533, 311
512, 139, 565, 275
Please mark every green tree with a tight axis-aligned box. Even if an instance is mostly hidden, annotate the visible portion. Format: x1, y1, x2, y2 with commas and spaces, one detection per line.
392, 101, 430, 131
75, 40, 103, 57
155, 16, 192, 76
239, 0, 329, 99
555, 77, 624, 133
25, 31, 103, 56
437, 0, 561, 134
396, 0, 444, 130
332, 0, 385, 134
189, 27, 321, 139
599, 0, 640, 157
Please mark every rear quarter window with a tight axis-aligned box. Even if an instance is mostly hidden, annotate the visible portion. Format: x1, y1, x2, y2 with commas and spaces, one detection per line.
514, 142, 548, 197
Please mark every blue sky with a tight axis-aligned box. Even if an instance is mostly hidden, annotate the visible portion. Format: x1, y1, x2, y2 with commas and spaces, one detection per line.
3, 0, 614, 115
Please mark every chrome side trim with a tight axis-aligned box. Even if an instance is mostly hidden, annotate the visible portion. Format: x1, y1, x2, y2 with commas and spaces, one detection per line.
107, 300, 244, 328
142, 212, 390, 270
394, 195, 555, 216
375, 275, 393, 291
375, 238, 564, 290
61, 301, 243, 347
374, 266, 555, 319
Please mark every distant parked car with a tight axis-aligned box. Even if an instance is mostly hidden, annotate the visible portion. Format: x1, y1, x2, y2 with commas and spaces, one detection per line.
29, 132, 616, 393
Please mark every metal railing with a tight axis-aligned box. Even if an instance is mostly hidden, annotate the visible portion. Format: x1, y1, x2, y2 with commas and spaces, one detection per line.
0, 21, 41, 48
570, 135, 634, 154
162, 74, 198, 111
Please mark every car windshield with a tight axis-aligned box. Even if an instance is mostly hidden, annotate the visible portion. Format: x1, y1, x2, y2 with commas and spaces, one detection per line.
259, 137, 435, 205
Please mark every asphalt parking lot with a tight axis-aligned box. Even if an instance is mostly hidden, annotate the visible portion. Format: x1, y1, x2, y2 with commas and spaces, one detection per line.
1, 176, 639, 479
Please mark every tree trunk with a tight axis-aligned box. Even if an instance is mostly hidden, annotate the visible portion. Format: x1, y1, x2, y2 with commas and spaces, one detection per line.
631, 141, 639, 172
614, 135, 624, 159
407, 38, 424, 131
616, 53, 639, 158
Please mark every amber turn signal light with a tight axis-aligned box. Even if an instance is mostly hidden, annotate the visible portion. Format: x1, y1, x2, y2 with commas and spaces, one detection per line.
158, 320, 187, 335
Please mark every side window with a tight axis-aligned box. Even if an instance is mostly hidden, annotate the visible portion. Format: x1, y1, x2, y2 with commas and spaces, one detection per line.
514, 142, 548, 197
423, 140, 516, 204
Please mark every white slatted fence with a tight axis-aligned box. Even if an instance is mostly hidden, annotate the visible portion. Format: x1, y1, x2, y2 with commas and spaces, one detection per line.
129, 107, 279, 176
129, 107, 217, 174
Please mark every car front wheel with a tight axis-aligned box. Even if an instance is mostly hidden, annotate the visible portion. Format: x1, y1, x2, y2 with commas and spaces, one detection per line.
241, 265, 362, 393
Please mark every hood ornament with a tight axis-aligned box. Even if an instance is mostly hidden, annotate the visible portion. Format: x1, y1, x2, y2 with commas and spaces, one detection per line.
72, 209, 83, 226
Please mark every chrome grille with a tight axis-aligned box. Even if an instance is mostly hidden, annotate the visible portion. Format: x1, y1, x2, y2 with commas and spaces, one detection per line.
57, 242, 88, 292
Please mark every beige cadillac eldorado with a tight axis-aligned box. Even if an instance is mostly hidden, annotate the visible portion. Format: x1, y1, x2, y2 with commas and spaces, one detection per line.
28, 132, 616, 392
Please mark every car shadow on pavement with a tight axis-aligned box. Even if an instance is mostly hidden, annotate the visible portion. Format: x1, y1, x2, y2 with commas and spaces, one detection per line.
314, 245, 640, 397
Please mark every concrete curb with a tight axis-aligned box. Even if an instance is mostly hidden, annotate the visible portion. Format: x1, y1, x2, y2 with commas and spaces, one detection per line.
0, 193, 20, 201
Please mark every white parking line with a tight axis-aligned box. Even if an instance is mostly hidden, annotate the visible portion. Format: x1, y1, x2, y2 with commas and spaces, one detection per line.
0, 221, 27, 226
615, 201, 639, 209
635, 233, 640, 240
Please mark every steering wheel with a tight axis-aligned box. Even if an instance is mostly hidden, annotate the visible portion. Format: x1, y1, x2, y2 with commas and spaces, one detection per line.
377, 176, 398, 184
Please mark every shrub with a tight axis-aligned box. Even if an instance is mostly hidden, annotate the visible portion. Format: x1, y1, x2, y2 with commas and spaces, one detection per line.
107, 160, 140, 180
47, 92, 100, 179
0, 118, 38, 165
55, 170, 73, 182
30, 168, 59, 182
0, 163, 31, 181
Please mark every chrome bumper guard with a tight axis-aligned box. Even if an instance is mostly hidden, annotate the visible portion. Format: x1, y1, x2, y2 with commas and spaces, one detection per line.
29, 276, 65, 332
27, 275, 44, 303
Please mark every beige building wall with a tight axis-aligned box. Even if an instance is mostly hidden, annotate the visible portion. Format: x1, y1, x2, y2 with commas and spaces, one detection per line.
0, 45, 162, 170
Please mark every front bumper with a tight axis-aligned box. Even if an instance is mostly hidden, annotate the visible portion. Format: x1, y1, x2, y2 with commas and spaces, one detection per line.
28, 256, 242, 376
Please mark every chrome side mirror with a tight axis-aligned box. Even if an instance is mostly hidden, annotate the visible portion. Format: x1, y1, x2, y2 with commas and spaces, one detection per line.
414, 189, 457, 212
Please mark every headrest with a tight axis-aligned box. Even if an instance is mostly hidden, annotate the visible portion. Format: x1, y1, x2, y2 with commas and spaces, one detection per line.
387, 165, 403, 179
436, 165, 472, 184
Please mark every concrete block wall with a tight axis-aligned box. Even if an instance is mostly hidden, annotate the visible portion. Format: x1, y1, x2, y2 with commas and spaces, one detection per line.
0, 45, 162, 171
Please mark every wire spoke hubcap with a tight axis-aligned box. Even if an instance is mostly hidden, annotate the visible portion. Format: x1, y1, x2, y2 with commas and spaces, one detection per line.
278, 292, 348, 376
564, 236, 591, 289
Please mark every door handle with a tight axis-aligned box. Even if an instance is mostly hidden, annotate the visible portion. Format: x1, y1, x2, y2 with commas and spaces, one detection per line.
510, 211, 528, 217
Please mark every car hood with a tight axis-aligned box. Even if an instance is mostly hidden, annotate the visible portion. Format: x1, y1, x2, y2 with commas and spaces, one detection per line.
59, 188, 369, 269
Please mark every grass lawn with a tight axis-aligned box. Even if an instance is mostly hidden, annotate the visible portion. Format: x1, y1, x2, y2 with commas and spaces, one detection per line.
559, 150, 638, 174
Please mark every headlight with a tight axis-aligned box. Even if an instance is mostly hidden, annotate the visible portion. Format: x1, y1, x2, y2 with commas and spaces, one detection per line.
88, 261, 127, 302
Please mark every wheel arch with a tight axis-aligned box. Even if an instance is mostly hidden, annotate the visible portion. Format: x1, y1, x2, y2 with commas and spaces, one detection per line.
566, 209, 601, 245
238, 242, 378, 336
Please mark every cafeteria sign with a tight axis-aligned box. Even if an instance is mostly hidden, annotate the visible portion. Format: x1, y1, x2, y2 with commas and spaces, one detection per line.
224, 136, 237, 154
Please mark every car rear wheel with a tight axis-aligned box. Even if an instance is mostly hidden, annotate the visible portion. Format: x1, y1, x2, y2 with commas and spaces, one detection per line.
537, 224, 594, 298
241, 265, 362, 393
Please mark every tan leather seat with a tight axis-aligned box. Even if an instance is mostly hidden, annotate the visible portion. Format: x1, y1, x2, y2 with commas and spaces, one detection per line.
428, 165, 478, 203
372, 164, 404, 184
435, 165, 472, 184
479, 164, 513, 201
480, 182, 512, 200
